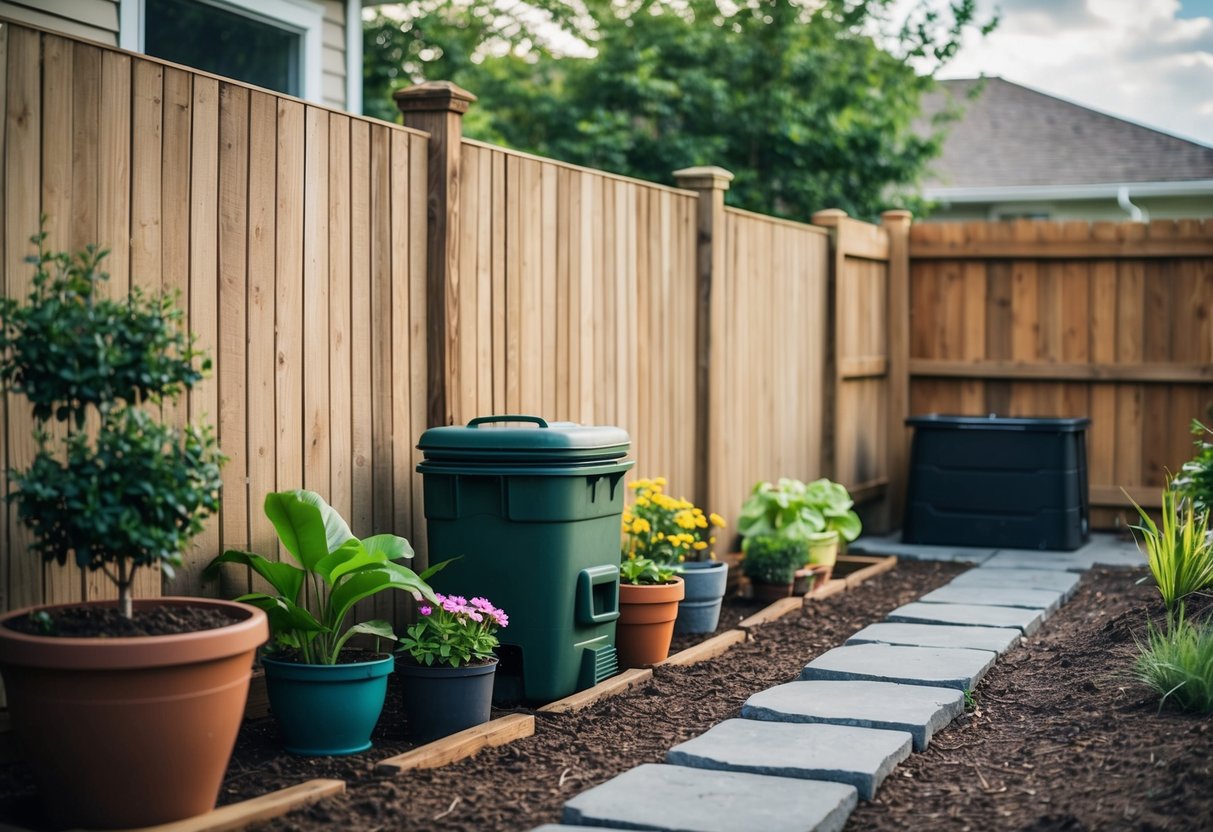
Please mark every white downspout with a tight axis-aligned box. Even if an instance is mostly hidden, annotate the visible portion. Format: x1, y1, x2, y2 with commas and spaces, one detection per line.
346, 0, 363, 115
1117, 185, 1148, 222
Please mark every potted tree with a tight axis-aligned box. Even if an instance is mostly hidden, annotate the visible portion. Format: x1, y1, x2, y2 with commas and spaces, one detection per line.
206, 489, 438, 755
0, 236, 268, 829
622, 477, 728, 634
397, 592, 509, 742
741, 535, 810, 601
616, 556, 685, 667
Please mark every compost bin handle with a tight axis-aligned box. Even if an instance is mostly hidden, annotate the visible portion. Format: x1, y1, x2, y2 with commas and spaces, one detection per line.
466, 415, 550, 429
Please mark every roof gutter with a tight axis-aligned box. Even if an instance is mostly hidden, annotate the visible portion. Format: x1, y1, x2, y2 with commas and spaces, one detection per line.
1116, 185, 1147, 222
923, 179, 1213, 203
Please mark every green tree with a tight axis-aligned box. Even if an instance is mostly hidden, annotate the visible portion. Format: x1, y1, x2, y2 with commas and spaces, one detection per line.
363, 0, 994, 220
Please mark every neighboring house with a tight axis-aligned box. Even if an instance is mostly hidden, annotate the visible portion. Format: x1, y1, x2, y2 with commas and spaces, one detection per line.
919, 77, 1213, 222
0, 0, 363, 112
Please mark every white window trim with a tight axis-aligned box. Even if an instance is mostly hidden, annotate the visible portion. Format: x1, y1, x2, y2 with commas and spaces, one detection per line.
119, 0, 324, 103
346, 0, 362, 115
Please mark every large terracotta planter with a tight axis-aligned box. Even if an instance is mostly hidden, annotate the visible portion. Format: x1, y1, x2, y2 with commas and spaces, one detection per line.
616, 577, 685, 668
0, 597, 268, 830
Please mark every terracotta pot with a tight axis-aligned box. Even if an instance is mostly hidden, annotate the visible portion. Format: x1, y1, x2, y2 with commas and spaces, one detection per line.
0, 597, 268, 830
616, 577, 685, 668
752, 580, 795, 603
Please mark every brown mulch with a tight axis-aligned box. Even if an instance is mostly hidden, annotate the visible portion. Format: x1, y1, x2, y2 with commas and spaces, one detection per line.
6, 560, 1209, 832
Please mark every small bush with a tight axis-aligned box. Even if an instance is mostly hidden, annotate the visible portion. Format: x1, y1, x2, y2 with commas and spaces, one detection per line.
1174, 419, 1213, 516
1134, 616, 1213, 714
741, 535, 805, 585
1129, 485, 1213, 619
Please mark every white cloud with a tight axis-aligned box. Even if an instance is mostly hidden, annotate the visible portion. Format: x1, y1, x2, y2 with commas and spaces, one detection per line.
932, 0, 1213, 145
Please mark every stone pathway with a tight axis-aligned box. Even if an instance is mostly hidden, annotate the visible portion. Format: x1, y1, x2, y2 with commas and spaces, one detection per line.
534, 533, 1143, 832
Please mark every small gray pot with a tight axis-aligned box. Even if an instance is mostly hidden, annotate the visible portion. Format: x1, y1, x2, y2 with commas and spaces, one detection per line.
674, 560, 729, 634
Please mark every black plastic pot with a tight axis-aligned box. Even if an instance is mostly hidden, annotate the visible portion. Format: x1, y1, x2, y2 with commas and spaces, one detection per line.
397, 658, 498, 742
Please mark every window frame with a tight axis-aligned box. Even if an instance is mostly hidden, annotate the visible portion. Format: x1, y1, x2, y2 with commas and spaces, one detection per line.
119, 0, 324, 102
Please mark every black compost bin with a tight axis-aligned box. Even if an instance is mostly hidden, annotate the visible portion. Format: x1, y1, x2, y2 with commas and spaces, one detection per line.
902, 414, 1090, 550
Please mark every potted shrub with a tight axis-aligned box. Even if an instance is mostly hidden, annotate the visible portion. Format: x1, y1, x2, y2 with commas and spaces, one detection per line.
737, 477, 862, 580
742, 535, 810, 602
397, 593, 509, 742
622, 477, 728, 634
206, 489, 437, 755
616, 556, 685, 667
0, 237, 268, 829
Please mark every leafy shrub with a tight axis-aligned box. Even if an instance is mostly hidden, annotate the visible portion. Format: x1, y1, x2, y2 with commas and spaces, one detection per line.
1134, 615, 1213, 713
737, 478, 861, 553
1128, 485, 1213, 620
619, 556, 679, 586
1174, 420, 1213, 517
741, 535, 805, 585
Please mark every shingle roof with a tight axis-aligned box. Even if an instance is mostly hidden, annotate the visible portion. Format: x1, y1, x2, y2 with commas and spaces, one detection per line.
918, 78, 1213, 189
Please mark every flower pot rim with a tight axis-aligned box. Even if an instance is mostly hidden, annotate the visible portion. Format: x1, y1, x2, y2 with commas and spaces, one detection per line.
0, 597, 268, 670
262, 651, 396, 671
679, 559, 727, 570
396, 656, 499, 678
808, 530, 840, 543
619, 575, 685, 604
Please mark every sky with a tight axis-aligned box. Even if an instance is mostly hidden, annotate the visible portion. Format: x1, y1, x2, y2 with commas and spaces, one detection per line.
932, 0, 1213, 146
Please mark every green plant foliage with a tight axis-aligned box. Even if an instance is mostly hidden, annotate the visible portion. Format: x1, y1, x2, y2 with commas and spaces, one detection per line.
1174, 420, 1213, 517
400, 594, 508, 668
741, 535, 805, 585
738, 477, 862, 551
0, 231, 222, 617
1128, 485, 1213, 620
363, 0, 996, 221
205, 490, 440, 665
619, 555, 679, 586
1134, 614, 1213, 714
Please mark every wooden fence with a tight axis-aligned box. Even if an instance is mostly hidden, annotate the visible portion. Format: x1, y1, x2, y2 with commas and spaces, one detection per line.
0, 22, 430, 618
909, 219, 1213, 528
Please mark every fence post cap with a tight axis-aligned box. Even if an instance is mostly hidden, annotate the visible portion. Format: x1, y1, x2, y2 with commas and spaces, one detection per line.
673, 166, 734, 191
881, 209, 913, 226
393, 81, 478, 114
811, 208, 848, 227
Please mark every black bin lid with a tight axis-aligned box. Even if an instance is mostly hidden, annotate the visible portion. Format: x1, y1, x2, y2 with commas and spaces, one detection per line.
906, 413, 1091, 432
417, 415, 631, 463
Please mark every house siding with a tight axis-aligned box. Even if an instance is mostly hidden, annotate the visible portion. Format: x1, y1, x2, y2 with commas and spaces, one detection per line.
926, 195, 1213, 222
321, 0, 345, 110
0, 0, 119, 45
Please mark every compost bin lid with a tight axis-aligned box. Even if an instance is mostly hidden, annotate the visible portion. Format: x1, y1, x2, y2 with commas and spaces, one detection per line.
417, 415, 631, 462
906, 414, 1091, 432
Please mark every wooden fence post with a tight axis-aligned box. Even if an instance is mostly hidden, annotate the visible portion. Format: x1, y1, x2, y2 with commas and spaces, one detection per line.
673, 166, 733, 510
394, 81, 476, 427
810, 208, 847, 484
881, 209, 912, 532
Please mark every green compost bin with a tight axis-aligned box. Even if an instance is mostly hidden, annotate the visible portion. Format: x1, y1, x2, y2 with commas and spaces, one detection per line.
416, 415, 634, 704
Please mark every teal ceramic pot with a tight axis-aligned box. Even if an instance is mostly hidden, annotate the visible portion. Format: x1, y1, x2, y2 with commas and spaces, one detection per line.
261, 653, 394, 756
674, 560, 729, 634
397, 658, 498, 743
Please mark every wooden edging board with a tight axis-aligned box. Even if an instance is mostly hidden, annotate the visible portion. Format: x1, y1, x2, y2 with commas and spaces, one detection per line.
535, 668, 653, 715
842, 554, 898, 589
375, 713, 535, 773
659, 629, 748, 667
52, 780, 344, 832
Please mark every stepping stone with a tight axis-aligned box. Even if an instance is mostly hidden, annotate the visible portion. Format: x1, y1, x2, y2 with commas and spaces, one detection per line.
562, 763, 857, 832
667, 719, 911, 800
850, 535, 995, 564
886, 601, 1044, 635
743, 680, 963, 751
846, 622, 1020, 655
800, 643, 994, 691
917, 585, 1064, 615
948, 567, 1081, 599
981, 551, 1096, 572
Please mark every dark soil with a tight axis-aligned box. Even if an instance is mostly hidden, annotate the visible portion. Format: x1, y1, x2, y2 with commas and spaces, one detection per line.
4, 604, 235, 637
8, 561, 1206, 832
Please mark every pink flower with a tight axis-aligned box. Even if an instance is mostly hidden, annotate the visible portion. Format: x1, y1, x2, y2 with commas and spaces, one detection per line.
433, 592, 447, 604
492, 610, 509, 628
467, 610, 484, 623
450, 595, 468, 607
419, 604, 433, 616
470, 597, 493, 610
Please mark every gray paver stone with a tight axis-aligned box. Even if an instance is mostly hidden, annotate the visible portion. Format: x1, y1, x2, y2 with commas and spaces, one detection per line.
530, 827, 659, 832
800, 643, 995, 691
980, 552, 1096, 572
742, 680, 963, 751
666, 719, 911, 800
886, 601, 1044, 635
562, 763, 857, 832
850, 535, 995, 563
948, 568, 1081, 599
846, 622, 1020, 655
917, 585, 1064, 615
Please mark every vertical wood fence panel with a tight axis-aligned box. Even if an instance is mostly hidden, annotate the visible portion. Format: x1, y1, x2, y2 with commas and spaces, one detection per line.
909, 219, 1213, 528
0, 23, 430, 612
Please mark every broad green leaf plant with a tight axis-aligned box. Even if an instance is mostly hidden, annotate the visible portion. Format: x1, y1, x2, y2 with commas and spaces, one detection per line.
206, 490, 439, 665
737, 478, 862, 552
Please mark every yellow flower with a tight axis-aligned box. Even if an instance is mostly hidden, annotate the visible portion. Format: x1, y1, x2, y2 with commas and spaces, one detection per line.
678, 554, 685, 562
636, 496, 650, 507
709, 536, 717, 544
696, 516, 708, 529
655, 477, 667, 486
628, 480, 646, 490
709, 513, 727, 528
692, 541, 708, 551
622, 522, 632, 534
655, 531, 665, 541
632, 517, 651, 534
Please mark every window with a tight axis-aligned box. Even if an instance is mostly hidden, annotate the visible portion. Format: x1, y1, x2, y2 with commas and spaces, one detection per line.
123, 0, 323, 101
